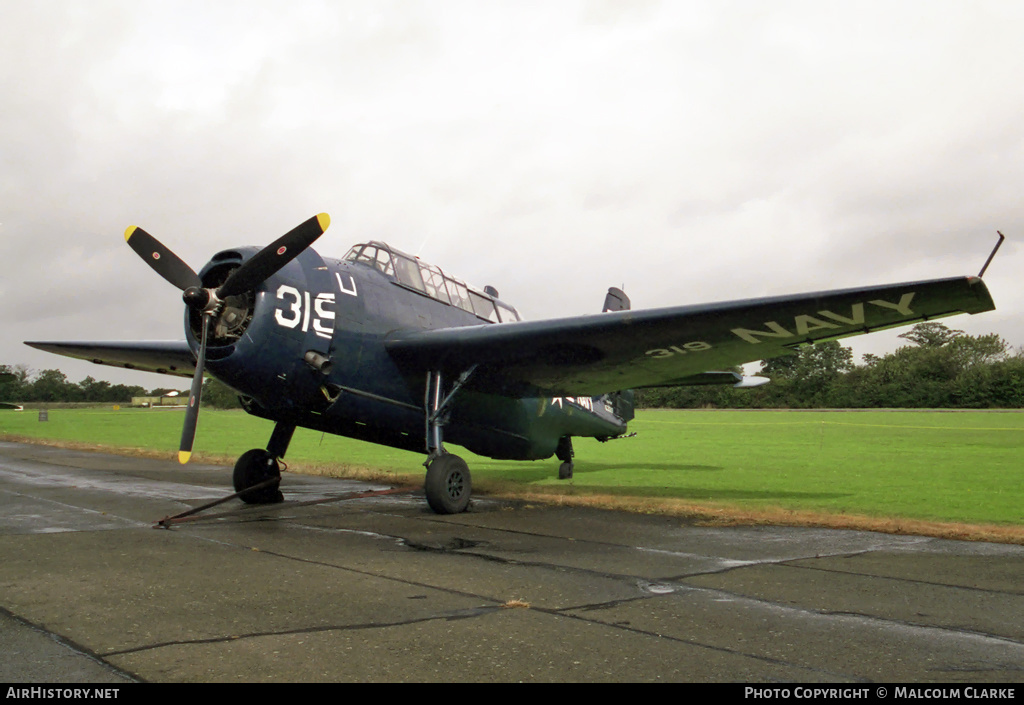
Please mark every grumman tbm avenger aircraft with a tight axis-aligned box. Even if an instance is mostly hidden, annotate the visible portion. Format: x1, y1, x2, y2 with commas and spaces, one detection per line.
26, 214, 998, 513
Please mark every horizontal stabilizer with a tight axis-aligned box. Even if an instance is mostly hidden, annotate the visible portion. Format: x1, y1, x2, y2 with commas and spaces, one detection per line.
659, 371, 770, 388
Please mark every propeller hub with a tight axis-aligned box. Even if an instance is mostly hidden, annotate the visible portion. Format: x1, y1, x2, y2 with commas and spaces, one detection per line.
183, 286, 211, 311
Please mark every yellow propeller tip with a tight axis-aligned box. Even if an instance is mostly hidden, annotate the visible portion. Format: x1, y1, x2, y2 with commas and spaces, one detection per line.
124, 226, 137, 241
316, 213, 330, 232
177, 451, 191, 464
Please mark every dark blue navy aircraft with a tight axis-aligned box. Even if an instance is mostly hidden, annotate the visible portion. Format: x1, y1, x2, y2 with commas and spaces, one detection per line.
27, 214, 996, 513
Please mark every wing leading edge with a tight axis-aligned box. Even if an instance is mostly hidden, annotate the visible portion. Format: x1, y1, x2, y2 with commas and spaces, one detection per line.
23, 341, 196, 379
385, 276, 995, 397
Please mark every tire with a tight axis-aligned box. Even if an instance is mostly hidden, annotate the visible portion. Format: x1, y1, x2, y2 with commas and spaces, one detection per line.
424, 454, 471, 514
558, 461, 574, 480
232, 448, 284, 504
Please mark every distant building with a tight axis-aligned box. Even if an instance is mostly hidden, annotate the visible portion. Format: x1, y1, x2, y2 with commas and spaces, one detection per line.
131, 396, 185, 407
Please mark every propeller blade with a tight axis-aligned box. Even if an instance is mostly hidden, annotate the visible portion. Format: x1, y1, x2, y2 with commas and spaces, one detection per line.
178, 314, 209, 464
217, 213, 330, 297
125, 226, 202, 291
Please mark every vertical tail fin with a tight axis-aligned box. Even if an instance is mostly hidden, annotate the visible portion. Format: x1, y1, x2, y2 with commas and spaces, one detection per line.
600, 287, 634, 423
602, 287, 630, 312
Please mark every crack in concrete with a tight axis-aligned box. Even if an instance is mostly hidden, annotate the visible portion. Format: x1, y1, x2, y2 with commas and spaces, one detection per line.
101, 605, 507, 657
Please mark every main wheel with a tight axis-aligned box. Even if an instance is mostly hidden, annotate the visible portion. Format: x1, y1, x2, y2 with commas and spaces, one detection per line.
558, 461, 574, 480
424, 454, 471, 514
232, 448, 284, 504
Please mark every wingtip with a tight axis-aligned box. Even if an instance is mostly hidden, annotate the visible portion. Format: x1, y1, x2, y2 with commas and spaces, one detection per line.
177, 451, 191, 464
316, 213, 330, 232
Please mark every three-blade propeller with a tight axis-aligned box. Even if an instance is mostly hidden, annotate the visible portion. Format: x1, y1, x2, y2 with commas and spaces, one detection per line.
124, 214, 331, 463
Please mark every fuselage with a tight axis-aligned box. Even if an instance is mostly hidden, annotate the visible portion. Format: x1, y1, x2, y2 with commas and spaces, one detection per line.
194, 242, 631, 461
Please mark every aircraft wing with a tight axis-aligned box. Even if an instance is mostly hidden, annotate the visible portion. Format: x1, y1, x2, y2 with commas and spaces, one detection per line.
23, 341, 196, 379
385, 276, 995, 396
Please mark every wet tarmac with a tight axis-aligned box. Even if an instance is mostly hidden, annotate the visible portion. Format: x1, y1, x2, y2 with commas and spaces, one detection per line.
0, 441, 1022, 683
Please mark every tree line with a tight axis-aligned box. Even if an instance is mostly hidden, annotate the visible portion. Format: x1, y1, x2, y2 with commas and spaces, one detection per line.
637, 322, 1024, 409
0, 363, 242, 408
0, 365, 153, 404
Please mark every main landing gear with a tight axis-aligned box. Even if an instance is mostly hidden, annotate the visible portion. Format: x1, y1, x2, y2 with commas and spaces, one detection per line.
422, 368, 475, 514
424, 454, 471, 514
232, 422, 293, 504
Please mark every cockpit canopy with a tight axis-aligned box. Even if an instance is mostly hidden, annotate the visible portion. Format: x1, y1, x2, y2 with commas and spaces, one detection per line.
344, 242, 522, 324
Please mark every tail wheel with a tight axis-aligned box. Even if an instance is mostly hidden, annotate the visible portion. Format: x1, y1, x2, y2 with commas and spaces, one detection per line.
233, 449, 284, 504
425, 454, 471, 514
556, 435, 574, 480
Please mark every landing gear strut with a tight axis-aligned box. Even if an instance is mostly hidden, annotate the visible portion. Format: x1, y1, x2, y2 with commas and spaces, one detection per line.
232, 422, 293, 504
423, 368, 475, 514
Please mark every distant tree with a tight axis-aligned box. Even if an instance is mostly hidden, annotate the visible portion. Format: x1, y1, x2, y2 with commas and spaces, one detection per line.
794, 341, 854, 378
862, 353, 881, 367
0, 365, 27, 402
78, 376, 112, 403
10, 364, 31, 384
107, 384, 147, 402
753, 341, 854, 407
201, 378, 243, 409
948, 332, 1008, 369
759, 354, 799, 380
30, 369, 74, 402
898, 321, 963, 348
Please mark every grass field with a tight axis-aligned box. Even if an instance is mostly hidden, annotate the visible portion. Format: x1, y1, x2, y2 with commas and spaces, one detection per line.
2, 407, 1022, 541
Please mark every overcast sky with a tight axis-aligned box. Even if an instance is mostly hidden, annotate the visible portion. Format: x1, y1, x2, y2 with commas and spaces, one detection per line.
3, 0, 1023, 389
